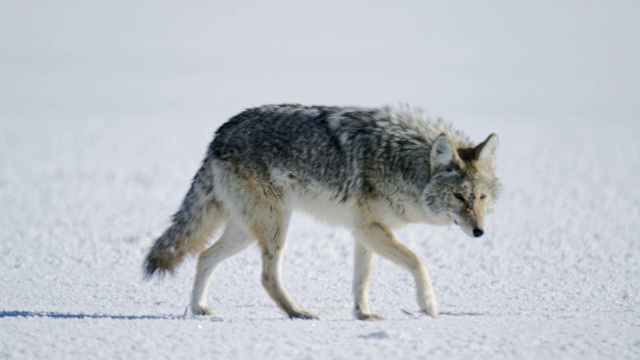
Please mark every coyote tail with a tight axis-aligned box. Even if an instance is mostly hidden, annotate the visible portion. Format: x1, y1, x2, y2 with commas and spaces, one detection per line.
143, 160, 221, 279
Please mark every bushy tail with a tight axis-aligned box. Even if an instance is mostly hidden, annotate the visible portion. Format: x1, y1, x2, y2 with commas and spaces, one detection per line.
144, 161, 223, 279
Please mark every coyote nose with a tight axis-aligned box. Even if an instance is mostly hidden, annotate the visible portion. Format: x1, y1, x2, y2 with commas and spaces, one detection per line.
473, 228, 484, 238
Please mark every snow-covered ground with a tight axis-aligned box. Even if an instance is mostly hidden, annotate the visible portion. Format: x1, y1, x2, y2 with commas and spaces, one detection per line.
1, 2, 639, 359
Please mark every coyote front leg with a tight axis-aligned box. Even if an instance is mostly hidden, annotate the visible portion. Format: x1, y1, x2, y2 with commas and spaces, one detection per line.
353, 241, 384, 320
353, 223, 438, 317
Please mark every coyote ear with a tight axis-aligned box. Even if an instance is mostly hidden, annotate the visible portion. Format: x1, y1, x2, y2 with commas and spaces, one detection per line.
475, 133, 499, 171
431, 134, 456, 171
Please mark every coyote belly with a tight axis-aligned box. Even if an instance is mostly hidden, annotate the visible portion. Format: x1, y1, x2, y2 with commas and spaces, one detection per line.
144, 104, 501, 320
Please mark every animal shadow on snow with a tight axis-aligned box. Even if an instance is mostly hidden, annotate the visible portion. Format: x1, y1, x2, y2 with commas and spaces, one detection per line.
0, 310, 182, 320
1, 310, 490, 321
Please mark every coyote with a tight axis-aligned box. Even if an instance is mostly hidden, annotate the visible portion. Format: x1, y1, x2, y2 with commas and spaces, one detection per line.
144, 104, 501, 320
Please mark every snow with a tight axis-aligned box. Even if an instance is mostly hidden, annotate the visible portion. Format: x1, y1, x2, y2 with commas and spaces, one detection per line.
1, 1, 639, 359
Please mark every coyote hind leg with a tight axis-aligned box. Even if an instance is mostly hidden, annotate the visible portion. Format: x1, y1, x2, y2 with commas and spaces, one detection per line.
190, 221, 255, 315
250, 197, 318, 320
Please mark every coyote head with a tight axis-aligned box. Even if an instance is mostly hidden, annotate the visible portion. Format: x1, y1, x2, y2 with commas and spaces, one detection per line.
422, 133, 501, 238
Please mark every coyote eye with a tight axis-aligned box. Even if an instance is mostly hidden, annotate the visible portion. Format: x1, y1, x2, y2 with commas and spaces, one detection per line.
480, 194, 487, 200
454, 193, 465, 202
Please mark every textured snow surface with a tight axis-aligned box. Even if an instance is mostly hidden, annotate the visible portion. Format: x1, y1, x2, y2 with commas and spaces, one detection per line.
1, 2, 640, 359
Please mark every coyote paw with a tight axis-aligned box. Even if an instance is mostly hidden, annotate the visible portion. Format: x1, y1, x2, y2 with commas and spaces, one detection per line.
419, 292, 438, 318
355, 312, 385, 321
191, 304, 214, 316
288, 310, 319, 320
421, 301, 438, 318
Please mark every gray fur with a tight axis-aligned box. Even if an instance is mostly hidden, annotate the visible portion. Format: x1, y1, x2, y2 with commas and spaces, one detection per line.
143, 104, 501, 319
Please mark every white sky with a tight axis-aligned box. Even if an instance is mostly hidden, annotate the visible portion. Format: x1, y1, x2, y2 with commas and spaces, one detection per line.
1, 1, 639, 123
